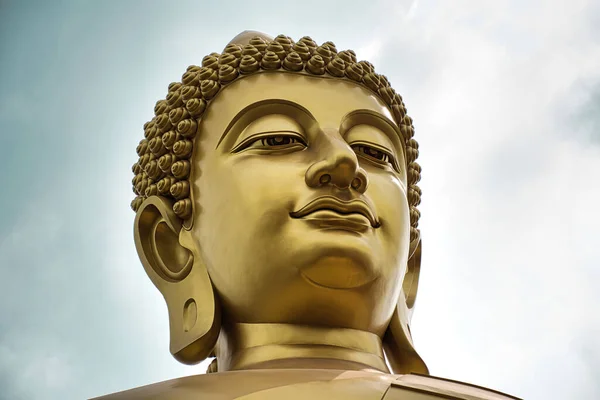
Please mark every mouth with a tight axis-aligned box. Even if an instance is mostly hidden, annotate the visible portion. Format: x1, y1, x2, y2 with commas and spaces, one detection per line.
290, 196, 380, 229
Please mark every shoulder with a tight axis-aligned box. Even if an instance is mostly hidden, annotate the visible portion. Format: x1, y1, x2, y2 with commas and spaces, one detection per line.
385, 373, 521, 400
91, 370, 520, 400
92, 369, 392, 399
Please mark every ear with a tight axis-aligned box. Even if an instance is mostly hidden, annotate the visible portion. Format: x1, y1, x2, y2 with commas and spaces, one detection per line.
383, 238, 429, 374
134, 196, 220, 364
404, 236, 423, 317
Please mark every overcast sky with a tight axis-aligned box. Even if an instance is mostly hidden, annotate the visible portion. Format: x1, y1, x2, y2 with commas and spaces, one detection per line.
0, 1, 599, 399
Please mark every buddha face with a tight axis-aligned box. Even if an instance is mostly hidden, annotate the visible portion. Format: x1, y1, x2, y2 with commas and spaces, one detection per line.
191, 73, 410, 336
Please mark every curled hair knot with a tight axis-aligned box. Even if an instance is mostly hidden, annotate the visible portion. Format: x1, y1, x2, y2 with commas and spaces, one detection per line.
322, 41, 337, 54
345, 62, 364, 82
240, 55, 260, 73
219, 64, 239, 83
200, 80, 220, 99
241, 44, 263, 62
136, 139, 149, 156
306, 54, 326, 75
274, 34, 294, 52
357, 60, 374, 74
157, 176, 176, 195
168, 108, 190, 126
202, 54, 219, 70
223, 43, 243, 58
149, 137, 167, 157
173, 198, 192, 219
161, 130, 179, 150
182, 70, 200, 86
177, 119, 198, 138
391, 105, 406, 125
166, 90, 183, 108
315, 46, 332, 64
158, 153, 177, 173
170, 181, 190, 200
145, 184, 158, 197
219, 53, 240, 69
199, 67, 218, 82
249, 36, 268, 52
173, 139, 193, 158
337, 50, 357, 64
379, 86, 396, 105
168, 82, 182, 93
326, 57, 346, 77
363, 73, 381, 92
186, 98, 206, 117
171, 160, 191, 179
181, 85, 202, 101
283, 52, 304, 71
408, 186, 422, 207
298, 36, 317, 53
261, 51, 281, 70
292, 41, 312, 61
266, 41, 286, 60
131, 196, 144, 212
154, 100, 169, 115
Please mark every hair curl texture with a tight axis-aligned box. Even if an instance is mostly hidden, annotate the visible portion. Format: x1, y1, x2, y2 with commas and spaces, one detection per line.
131, 35, 422, 242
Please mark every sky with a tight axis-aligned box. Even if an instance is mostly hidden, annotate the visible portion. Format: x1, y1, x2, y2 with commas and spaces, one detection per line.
0, 0, 599, 399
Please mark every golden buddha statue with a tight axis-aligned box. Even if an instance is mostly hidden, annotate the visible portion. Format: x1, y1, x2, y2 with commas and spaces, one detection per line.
96, 31, 520, 399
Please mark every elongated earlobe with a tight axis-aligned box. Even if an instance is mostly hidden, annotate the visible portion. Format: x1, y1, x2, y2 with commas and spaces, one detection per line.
134, 196, 220, 364
383, 240, 428, 374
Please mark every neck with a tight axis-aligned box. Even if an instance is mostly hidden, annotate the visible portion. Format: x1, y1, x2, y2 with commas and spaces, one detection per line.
215, 322, 389, 373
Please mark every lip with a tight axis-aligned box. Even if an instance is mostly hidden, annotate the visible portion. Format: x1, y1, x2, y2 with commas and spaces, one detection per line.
290, 196, 380, 228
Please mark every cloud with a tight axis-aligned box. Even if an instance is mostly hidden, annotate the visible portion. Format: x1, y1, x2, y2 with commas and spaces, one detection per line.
356, 39, 383, 65
567, 80, 600, 145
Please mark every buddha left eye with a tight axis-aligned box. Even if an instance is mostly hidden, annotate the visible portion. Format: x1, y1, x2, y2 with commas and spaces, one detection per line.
352, 144, 393, 164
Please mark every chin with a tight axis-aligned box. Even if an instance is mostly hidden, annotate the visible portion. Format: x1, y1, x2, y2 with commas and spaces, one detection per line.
295, 241, 383, 290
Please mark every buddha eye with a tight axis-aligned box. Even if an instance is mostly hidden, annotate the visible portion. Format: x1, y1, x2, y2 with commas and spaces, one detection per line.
233, 132, 308, 153
260, 135, 303, 147
352, 144, 394, 165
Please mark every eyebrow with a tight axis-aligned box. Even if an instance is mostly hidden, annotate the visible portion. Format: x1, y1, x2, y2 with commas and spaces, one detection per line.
215, 99, 316, 149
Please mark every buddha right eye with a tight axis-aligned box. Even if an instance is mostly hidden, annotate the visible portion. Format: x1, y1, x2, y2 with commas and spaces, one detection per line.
259, 135, 304, 147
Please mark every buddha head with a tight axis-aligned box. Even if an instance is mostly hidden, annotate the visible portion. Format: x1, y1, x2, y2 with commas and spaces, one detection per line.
131, 31, 426, 374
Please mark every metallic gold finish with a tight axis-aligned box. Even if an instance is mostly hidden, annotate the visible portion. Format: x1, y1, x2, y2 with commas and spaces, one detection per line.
95, 370, 520, 400
97, 31, 520, 400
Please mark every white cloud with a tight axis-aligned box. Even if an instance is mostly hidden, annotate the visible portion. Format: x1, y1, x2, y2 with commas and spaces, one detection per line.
356, 39, 383, 65
22, 355, 73, 390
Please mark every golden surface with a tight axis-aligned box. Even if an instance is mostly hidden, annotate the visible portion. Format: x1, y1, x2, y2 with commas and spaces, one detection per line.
99, 31, 520, 399
94, 370, 519, 400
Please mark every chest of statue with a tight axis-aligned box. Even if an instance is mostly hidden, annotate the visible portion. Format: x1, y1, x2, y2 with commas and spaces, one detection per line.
94, 369, 518, 400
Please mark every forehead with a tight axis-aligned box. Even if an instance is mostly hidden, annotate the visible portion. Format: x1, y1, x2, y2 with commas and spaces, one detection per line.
199, 73, 393, 144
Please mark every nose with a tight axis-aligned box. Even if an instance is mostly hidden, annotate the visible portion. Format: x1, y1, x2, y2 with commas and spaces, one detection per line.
305, 134, 369, 193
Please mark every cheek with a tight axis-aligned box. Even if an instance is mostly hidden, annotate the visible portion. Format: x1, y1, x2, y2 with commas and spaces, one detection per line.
193, 154, 307, 295
224, 156, 304, 215
194, 155, 304, 250
376, 177, 410, 312
370, 173, 411, 268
